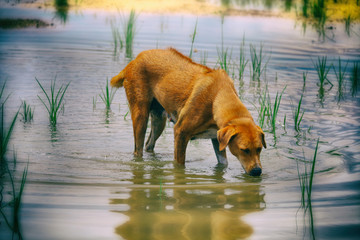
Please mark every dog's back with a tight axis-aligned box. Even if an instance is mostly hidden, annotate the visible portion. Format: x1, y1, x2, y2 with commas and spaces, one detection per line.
111, 48, 211, 89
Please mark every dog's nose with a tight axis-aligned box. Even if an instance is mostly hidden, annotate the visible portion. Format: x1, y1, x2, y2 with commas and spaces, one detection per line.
249, 167, 262, 176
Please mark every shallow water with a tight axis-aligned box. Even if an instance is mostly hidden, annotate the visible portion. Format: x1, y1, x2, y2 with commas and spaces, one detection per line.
0, 5, 360, 240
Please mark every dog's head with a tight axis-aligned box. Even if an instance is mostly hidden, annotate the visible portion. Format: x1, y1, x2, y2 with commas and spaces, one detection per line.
217, 119, 266, 176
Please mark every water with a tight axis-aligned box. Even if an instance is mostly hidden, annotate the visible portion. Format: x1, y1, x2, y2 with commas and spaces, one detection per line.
0, 5, 360, 240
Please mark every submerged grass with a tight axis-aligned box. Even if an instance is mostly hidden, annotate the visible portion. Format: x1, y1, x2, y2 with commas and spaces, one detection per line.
35, 76, 70, 126
333, 57, 348, 101
20, 100, 34, 123
297, 138, 320, 240
99, 80, 117, 110
351, 62, 359, 96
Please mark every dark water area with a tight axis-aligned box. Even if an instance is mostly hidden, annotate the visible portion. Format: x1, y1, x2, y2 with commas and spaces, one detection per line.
0, 4, 360, 240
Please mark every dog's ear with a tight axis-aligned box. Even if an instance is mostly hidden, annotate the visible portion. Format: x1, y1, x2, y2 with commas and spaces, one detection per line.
256, 125, 267, 149
217, 126, 237, 151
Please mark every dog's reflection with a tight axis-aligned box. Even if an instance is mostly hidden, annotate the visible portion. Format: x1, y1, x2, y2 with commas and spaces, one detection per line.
110, 159, 265, 239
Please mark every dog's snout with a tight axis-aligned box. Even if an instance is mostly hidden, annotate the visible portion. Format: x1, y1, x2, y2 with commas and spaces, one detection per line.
249, 167, 262, 176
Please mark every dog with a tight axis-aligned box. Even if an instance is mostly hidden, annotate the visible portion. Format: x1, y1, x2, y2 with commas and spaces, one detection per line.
111, 48, 266, 176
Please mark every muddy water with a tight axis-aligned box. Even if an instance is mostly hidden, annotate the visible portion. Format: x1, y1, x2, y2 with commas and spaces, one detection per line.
0, 6, 360, 240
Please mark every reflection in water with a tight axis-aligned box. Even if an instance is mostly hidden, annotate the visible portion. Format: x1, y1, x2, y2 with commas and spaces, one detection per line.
110, 158, 265, 239
54, 0, 69, 24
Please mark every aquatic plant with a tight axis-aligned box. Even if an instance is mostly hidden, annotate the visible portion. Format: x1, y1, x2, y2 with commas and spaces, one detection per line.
0, 18, 50, 29
351, 62, 359, 96
92, 96, 97, 109
302, 0, 309, 17
333, 57, 348, 101
249, 43, 269, 81
55, 0, 69, 8
110, 10, 137, 59
189, 18, 198, 59
0, 84, 19, 163
0, 82, 27, 239
217, 46, 232, 75
0, 81, 10, 105
293, 93, 305, 132
297, 138, 319, 240
311, 0, 327, 24
270, 88, 285, 134
238, 36, 248, 80
124, 9, 137, 59
35, 76, 70, 126
257, 85, 286, 135
20, 100, 34, 123
1, 160, 29, 239
200, 51, 208, 66
111, 20, 123, 55
99, 80, 117, 110
313, 56, 332, 88
344, 14, 352, 36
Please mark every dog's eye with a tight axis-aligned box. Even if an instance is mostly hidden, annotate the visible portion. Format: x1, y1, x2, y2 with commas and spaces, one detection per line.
257, 148, 262, 153
241, 149, 250, 154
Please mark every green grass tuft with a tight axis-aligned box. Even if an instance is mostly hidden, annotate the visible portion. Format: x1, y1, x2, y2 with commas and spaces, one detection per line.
293, 93, 305, 132
124, 9, 137, 59
249, 43, 269, 81
238, 35, 248, 81
35, 76, 70, 126
313, 56, 332, 88
20, 100, 34, 123
217, 47, 232, 74
99, 79, 117, 110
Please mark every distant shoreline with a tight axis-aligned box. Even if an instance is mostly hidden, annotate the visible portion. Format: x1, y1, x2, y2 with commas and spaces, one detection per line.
1, 0, 359, 22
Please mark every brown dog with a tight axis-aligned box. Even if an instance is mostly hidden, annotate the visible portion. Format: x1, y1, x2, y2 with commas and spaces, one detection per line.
111, 48, 266, 176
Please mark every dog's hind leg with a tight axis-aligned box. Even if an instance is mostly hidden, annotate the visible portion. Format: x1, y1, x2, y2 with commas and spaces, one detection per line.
145, 108, 166, 152
125, 86, 151, 157
211, 138, 228, 165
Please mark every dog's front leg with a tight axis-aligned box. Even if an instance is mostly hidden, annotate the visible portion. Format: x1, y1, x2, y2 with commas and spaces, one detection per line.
211, 138, 228, 165
174, 127, 190, 165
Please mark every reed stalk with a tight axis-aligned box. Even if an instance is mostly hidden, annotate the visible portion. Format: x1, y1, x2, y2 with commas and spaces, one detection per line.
333, 57, 348, 101
200, 51, 208, 66
189, 18, 198, 59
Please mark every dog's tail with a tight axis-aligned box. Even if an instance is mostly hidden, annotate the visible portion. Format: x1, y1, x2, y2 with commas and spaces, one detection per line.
110, 70, 126, 88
